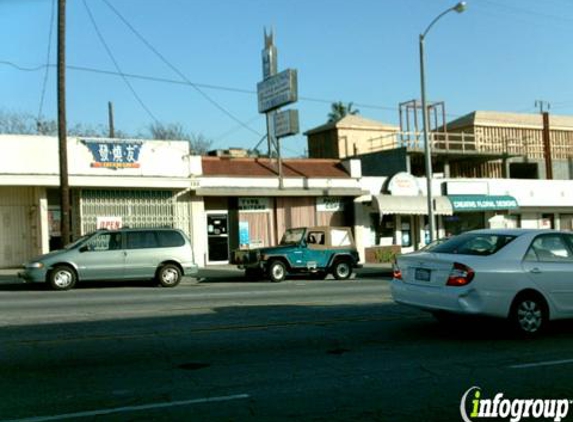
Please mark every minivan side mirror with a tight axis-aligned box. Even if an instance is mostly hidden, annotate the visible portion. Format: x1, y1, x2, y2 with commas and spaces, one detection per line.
79, 245, 89, 253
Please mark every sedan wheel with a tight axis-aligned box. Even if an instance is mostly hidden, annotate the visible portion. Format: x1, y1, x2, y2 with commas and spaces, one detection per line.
512, 296, 546, 334
49, 266, 76, 291
157, 264, 182, 287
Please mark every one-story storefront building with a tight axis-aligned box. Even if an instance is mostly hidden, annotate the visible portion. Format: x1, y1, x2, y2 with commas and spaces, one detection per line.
0, 135, 364, 268
355, 171, 573, 256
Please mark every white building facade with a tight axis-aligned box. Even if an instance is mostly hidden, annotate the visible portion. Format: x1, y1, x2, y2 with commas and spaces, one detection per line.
0, 135, 200, 268
354, 173, 573, 260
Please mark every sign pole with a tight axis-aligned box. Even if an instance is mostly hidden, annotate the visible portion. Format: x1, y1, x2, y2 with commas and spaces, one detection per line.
258, 29, 299, 191
261, 29, 284, 189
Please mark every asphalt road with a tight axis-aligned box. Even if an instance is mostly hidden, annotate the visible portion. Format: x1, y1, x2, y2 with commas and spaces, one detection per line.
2, 267, 573, 422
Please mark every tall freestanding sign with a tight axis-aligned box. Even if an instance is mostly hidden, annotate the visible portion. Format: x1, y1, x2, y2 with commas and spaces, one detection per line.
257, 29, 299, 189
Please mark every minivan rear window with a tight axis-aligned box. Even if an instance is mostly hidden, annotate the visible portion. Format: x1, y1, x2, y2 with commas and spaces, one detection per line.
431, 233, 516, 256
126, 231, 159, 249
157, 230, 185, 247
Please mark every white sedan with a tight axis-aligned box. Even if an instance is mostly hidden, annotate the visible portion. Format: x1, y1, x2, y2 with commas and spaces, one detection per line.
391, 229, 573, 334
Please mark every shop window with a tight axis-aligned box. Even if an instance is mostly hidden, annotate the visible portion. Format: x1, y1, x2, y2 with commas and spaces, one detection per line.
401, 222, 412, 247
540, 214, 554, 230
372, 213, 395, 246
443, 212, 485, 235
560, 214, 573, 231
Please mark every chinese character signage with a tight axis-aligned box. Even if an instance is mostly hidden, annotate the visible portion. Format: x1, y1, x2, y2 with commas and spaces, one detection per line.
83, 139, 143, 169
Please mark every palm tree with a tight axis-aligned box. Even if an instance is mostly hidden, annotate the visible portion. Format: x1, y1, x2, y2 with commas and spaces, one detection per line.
327, 101, 360, 123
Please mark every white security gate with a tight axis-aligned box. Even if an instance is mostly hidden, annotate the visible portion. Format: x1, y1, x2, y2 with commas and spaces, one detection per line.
80, 189, 192, 239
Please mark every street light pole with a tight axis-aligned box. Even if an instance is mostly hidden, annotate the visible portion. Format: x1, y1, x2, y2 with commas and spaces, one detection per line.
419, 1, 466, 243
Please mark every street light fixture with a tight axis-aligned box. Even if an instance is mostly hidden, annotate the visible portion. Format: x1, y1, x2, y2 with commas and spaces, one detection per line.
420, 1, 466, 243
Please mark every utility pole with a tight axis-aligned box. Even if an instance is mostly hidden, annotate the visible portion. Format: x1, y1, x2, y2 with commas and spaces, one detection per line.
535, 100, 553, 180
535, 100, 551, 114
542, 111, 553, 180
57, 0, 71, 245
108, 101, 115, 138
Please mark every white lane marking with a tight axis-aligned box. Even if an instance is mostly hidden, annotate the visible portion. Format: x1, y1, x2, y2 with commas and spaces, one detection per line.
2, 394, 250, 422
510, 359, 573, 369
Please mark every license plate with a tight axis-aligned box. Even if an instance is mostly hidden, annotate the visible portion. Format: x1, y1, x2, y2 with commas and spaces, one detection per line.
415, 268, 431, 282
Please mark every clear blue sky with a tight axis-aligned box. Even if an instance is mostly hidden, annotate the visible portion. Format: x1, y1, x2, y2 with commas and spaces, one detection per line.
1, 0, 572, 156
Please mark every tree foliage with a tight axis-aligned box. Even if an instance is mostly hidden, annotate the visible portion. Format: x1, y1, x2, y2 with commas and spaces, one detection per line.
0, 111, 211, 154
146, 122, 213, 155
0, 109, 125, 138
327, 101, 360, 123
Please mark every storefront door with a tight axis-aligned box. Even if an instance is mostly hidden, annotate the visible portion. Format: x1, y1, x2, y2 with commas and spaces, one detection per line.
206, 213, 229, 263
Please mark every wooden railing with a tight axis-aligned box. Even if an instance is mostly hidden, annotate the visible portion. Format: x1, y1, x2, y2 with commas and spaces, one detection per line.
367, 131, 573, 159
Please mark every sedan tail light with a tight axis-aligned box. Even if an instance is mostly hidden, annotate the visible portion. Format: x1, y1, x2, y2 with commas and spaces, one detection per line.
447, 262, 475, 286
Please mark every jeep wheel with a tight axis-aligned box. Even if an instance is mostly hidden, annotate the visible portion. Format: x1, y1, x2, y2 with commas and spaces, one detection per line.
268, 260, 287, 283
332, 260, 352, 280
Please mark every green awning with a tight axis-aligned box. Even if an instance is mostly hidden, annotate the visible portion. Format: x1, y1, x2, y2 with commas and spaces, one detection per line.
448, 195, 519, 212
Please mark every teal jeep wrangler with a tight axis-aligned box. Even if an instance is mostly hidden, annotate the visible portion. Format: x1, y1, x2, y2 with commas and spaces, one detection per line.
231, 226, 361, 282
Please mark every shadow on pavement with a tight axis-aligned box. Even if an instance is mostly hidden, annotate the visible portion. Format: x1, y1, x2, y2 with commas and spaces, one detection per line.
0, 264, 393, 290
196, 265, 393, 284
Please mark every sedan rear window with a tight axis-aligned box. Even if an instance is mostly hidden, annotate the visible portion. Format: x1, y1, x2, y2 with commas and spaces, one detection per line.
431, 233, 516, 256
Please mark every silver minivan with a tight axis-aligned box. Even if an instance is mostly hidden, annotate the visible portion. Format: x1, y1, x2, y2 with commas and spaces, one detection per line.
19, 228, 199, 290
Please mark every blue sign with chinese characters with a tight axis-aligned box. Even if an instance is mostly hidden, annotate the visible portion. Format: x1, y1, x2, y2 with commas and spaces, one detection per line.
83, 139, 143, 169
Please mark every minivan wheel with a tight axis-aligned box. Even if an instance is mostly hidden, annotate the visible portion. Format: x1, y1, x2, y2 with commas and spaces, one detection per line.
332, 260, 352, 280
157, 264, 182, 287
511, 294, 547, 335
49, 265, 76, 291
268, 261, 286, 283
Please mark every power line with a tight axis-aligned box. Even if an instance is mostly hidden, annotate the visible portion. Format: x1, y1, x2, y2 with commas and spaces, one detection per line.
100, 0, 263, 137
479, 0, 573, 24
83, 0, 159, 123
37, 0, 56, 126
0, 59, 466, 119
215, 114, 262, 140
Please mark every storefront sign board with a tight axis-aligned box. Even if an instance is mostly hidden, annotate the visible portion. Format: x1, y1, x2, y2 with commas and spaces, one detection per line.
387, 172, 420, 196
83, 139, 143, 169
239, 198, 270, 212
449, 195, 518, 211
317, 197, 343, 212
257, 69, 298, 113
